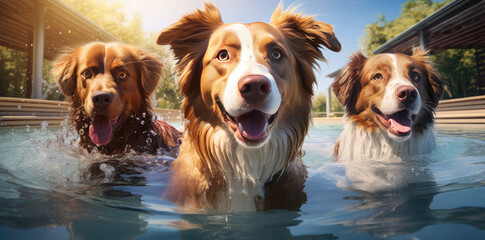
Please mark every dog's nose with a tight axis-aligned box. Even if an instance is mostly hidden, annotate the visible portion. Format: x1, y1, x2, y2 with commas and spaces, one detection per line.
238, 75, 271, 103
92, 91, 113, 108
396, 86, 418, 105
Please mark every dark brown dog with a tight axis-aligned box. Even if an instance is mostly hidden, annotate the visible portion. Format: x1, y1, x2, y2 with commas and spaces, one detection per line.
52, 42, 181, 156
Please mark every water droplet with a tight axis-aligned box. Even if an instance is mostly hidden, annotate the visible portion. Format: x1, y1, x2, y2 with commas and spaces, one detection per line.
41, 121, 48, 130
142, 112, 146, 118
17, 105, 22, 109
146, 138, 152, 145
79, 129, 84, 134
136, 117, 140, 121
140, 120, 145, 125
25, 125, 30, 132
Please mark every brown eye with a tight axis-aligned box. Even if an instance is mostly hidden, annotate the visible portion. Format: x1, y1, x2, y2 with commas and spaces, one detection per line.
81, 70, 93, 79
410, 71, 419, 82
270, 49, 282, 61
373, 73, 383, 81
118, 71, 128, 79
216, 50, 230, 62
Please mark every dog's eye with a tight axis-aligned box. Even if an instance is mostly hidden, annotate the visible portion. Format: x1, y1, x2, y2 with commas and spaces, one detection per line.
216, 50, 230, 62
410, 71, 420, 82
118, 71, 128, 80
373, 73, 383, 81
81, 70, 93, 79
270, 49, 282, 61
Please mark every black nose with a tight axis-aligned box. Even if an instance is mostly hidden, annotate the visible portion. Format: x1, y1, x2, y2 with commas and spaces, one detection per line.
396, 86, 418, 105
238, 75, 271, 104
92, 91, 113, 108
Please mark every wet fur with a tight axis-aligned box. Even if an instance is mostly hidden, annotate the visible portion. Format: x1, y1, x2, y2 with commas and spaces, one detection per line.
52, 42, 181, 156
331, 49, 443, 160
158, 3, 340, 210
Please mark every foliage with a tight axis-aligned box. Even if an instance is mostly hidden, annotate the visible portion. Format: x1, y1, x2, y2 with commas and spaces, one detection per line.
361, 0, 450, 56
432, 49, 478, 98
312, 92, 344, 114
361, 0, 479, 99
0, 46, 27, 98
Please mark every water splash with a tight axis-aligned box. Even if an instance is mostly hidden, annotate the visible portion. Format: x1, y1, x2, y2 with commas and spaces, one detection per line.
41, 121, 48, 130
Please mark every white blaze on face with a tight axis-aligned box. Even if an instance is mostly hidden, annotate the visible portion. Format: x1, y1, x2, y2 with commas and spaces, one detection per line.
221, 24, 281, 117
379, 54, 421, 115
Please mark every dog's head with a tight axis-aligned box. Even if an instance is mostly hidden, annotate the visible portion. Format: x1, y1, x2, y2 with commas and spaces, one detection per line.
157, 3, 340, 147
52, 42, 162, 146
332, 49, 443, 141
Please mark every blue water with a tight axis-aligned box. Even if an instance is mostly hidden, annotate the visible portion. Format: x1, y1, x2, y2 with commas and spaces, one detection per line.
0, 122, 485, 239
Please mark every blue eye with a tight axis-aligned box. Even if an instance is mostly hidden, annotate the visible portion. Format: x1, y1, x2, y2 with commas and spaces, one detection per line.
410, 71, 420, 82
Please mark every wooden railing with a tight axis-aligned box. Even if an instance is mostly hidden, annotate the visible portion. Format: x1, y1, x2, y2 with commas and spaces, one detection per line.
0, 97, 182, 128
435, 95, 485, 124
1, 95, 484, 127
311, 95, 485, 125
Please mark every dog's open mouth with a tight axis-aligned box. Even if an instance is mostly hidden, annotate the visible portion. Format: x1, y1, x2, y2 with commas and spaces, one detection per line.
216, 98, 277, 145
89, 114, 122, 146
373, 107, 415, 137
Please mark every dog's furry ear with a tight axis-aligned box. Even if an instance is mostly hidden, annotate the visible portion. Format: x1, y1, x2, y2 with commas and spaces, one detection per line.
331, 51, 367, 113
411, 48, 444, 106
270, 4, 341, 94
136, 50, 163, 96
157, 3, 223, 96
51, 49, 77, 98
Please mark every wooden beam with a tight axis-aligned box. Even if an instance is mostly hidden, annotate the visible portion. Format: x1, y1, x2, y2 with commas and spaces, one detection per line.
32, 0, 45, 99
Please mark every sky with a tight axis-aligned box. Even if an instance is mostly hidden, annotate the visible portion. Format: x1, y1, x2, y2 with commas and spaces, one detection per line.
115, 0, 410, 94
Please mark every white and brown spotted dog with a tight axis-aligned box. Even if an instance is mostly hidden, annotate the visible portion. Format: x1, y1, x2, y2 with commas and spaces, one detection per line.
332, 49, 444, 161
157, 3, 341, 211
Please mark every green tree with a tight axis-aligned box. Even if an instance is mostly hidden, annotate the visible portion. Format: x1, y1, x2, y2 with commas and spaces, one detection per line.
312, 93, 327, 113
312, 91, 344, 116
361, 0, 478, 99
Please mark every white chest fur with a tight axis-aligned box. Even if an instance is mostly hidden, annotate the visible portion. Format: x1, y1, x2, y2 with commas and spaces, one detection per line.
337, 119, 436, 162
210, 126, 296, 211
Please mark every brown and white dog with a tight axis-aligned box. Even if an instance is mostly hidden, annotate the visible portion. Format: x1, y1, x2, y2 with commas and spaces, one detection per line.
157, 3, 341, 211
332, 49, 444, 161
52, 42, 181, 156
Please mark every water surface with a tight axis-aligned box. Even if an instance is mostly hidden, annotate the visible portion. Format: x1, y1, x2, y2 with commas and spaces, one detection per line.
0, 123, 484, 239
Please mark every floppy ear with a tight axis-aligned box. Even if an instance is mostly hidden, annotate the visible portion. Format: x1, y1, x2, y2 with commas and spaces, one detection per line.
157, 3, 223, 97
136, 49, 163, 96
51, 49, 77, 98
411, 48, 443, 106
270, 4, 341, 94
331, 51, 367, 113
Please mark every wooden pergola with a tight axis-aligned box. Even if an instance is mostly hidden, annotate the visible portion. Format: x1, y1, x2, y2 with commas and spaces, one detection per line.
0, 0, 120, 99
373, 0, 485, 94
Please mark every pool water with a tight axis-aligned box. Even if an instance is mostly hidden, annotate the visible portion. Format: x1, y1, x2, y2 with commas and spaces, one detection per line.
1, 122, 485, 239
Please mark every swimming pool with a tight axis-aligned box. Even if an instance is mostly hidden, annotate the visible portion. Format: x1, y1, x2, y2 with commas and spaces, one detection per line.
0, 122, 484, 239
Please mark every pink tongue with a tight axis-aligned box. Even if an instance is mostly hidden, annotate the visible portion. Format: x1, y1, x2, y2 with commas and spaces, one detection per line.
389, 118, 411, 134
89, 115, 113, 145
236, 111, 268, 140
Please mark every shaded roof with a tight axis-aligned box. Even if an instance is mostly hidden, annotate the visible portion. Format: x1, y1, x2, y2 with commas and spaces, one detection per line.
0, 0, 120, 60
373, 0, 485, 54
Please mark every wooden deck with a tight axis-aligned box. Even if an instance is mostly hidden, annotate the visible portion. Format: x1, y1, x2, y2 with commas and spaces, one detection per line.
0, 97, 182, 128
1, 96, 484, 128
